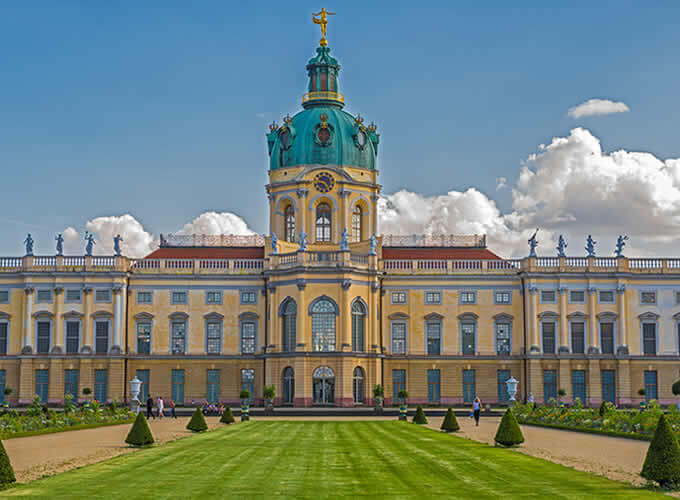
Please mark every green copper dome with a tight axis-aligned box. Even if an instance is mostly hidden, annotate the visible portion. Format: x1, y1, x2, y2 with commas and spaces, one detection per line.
266, 45, 379, 171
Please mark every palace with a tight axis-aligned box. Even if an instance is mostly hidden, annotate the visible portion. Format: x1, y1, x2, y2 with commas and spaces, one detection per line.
1, 27, 679, 409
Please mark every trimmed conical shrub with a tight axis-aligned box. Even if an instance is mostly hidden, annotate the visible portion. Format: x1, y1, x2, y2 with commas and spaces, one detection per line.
186, 407, 208, 432
440, 407, 460, 432
494, 408, 524, 447
641, 414, 680, 488
0, 440, 15, 489
412, 405, 428, 425
220, 406, 235, 424
125, 412, 154, 447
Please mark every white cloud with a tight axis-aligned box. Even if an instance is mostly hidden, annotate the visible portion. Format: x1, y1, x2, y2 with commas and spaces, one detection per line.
175, 212, 255, 236
62, 227, 81, 255
568, 99, 630, 119
496, 177, 507, 191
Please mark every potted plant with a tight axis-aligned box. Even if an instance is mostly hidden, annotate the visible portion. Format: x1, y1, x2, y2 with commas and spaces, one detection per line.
82, 387, 92, 406
2, 388, 11, 409
638, 388, 647, 409
397, 390, 409, 421
373, 384, 385, 415
263, 385, 275, 415
557, 388, 566, 407
239, 390, 251, 421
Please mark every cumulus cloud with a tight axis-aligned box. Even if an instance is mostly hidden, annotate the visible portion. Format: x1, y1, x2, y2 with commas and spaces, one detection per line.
175, 212, 255, 236
496, 177, 507, 191
568, 99, 630, 118
62, 227, 81, 255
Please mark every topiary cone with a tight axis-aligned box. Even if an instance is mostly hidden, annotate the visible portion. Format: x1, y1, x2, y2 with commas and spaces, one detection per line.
220, 406, 235, 424
0, 440, 15, 488
494, 408, 524, 447
440, 407, 460, 432
412, 405, 428, 425
186, 407, 208, 432
641, 413, 680, 488
125, 412, 154, 447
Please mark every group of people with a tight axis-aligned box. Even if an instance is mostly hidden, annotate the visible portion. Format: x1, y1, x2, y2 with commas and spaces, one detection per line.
145, 395, 177, 419
200, 401, 225, 416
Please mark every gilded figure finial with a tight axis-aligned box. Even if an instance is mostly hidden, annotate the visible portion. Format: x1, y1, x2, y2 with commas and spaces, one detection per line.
312, 8, 336, 47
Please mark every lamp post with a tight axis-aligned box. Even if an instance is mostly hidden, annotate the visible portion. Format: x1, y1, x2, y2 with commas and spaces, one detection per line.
505, 376, 519, 404
130, 376, 142, 414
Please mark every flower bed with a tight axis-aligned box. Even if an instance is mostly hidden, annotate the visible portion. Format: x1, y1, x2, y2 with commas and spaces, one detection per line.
0, 396, 134, 439
513, 400, 680, 441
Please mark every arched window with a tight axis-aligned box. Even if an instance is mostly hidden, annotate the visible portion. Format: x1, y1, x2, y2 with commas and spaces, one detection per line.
311, 299, 336, 352
282, 367, 295, 405
351, 300, 365, 352
316, 203, 331, 242
352, 205, 362, 242
284, 205, 295, 242
282, 299, 297, 352
353, 367, 365, 404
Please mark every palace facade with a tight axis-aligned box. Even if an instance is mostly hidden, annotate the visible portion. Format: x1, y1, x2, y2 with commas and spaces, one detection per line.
1, 34, 679, 408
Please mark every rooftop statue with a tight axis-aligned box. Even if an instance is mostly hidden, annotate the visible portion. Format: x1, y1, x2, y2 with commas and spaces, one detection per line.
55, 233, 64, 256
556, 235, 567, 258
585, 235, 596, 257
271, 233, 278, 254
84, 232, 96, 256
527, 229, 539, 258
369, 233, 377, 256
297, 231, 308, 252
312, 7, 335, 47
615, 235, 629, 258
24, 233, 34, 256
113, 234, 123, 256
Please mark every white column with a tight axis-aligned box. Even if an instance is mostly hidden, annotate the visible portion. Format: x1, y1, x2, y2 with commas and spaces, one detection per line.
23, 287, 34, 351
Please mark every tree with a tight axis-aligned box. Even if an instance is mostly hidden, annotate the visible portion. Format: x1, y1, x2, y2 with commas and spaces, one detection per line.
412, 405, 428, 425
220, 406, 235, 424
440, 407, 460, 432
373, 384, 384, 402
639, 388, 647, 397
186, 407, 208, 432
672, 380, 680, 397
494, 408, 524, 447
82, 387, 92, 402
125, 412, 154, 447
263, 385, 276, 402
0, 440, 15, 489
641, 414, 680, 489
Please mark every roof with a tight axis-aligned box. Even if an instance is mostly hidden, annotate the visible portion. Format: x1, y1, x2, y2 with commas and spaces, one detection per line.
145, 247, 264, 259
381, 247, 503, 260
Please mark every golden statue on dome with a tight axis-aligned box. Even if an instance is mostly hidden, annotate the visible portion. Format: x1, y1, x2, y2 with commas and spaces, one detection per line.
313, 8, 335, 47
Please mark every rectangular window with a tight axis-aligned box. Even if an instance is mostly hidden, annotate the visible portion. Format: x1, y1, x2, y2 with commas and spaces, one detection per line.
0, 323, 7, 355
543, 370, 557, 403
171, 322, 186, 354
95, 321, 109, 354
640, 291, 657, 305
240, 291, 257, 304
599, 291, 615, 304
36, 321, 50, 354
601, 370, 616, 404
35, 369, 49, 403
36, 289, 52, 303
676, 291, 680, 305
171, 369, 184, 403
494, 291, 511, 304
426, 322, 441, 355
136, 322, 151, 354
571, 322, 585, 354
391, 323, 407, 354
94, 369, 107, 403
66, 321, 80, 354
206, 322, 221, 354
207, 369, 220, 403
572, 370, 586, 404
136, 369, 149, 403
644, 370, 658, 401
463, 369, 476, 403
425, 291, 441, 305
0, 291, 8, 304
64, 369, 79, 400
241, 369, 255, 404
392, 369, 406, 402
496, 323, 511, 355
461, 322, 475, 355
569, 290, 585, 303
241, 322, 256, 354
95, 289, 111, 303
391, 291, 407, 304
0, 370, 5, 404
171, 291, 187, 305
206, 291, 222, 304
65, 289, 81, 302
600, 323, 614, 354
643, 323, 657, 355
497, 369, 510, 403
540, 290, 556, 303
427, 369, 440, 403
460, 291, 476, 304
136, 291, 153, 304
542, 322, 556, 354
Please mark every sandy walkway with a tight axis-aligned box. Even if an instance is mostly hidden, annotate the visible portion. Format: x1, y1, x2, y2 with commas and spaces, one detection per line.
4, 416, 222, 483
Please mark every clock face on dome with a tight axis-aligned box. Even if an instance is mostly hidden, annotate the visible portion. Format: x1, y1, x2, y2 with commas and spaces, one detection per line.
313, 172, 335, 193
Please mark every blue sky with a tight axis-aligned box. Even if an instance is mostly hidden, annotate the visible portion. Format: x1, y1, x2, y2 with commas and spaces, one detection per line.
1, 2, 680, 257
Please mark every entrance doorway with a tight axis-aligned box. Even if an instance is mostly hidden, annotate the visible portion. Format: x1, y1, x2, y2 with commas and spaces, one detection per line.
313, 366, 335, 405
282, 367, 295, 405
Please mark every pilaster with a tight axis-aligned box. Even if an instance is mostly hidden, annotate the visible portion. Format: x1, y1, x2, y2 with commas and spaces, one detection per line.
22, 287, 34, 353
616, 359, 632, 405
588, 358, 601, 406
81, 287, 92, 353
587, 287, 599, 353
559, 358, 571, 401
558, 287, 568, 353
53, 287, 63, 353
528, 286, 539, 352
616, 284, 628, 354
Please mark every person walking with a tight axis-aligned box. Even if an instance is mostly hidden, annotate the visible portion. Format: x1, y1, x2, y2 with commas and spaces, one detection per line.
146, 395, 155, 420
170, 399, 177, 419
157, 395, 164, 419
473, 397, 481, 427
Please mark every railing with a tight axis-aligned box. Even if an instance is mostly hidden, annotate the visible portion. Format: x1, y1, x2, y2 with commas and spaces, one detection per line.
131, 259, 160, 270
565, 257, 588, 267
417, 260, 447, 271
199, 259, 229, 270
488, 259, 521, 271
536, 257, 559, 267
302, 91, 344, 103
629, 258, 663, 269
129, 258, 264, 274
351, 254, 368, 265
233, 259, 263, 270
309, 251, 338, 265
91, 256, 115, 267
278, 253, 298, 266
382, 234, 486, 247
0, 257, 22, 269
63, 256, 86, 267
383, 259, 411, 271
451, 260, 482, 270
594, 257, 617, 268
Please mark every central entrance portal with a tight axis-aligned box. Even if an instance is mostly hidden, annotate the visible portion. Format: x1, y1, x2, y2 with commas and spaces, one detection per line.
313, 366, 335, 405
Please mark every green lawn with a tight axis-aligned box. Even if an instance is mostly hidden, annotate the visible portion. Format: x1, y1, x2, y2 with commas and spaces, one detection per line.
2, 421, 663, 498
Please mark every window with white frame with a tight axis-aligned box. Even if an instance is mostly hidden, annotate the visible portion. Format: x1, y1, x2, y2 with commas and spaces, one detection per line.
426, 321, 441, 355
496, 323, 511, 355
206, 291, 222, 305
599, 291, 615, 304
640, 291, 657, 305
425, 291, 441, 304
36, 289, 52, 303
137, 291, 153, 304
36, 320, 51, 353
95, 289, 111, 303
0, 291, 8, 304
569, 291, 585, 303
66, 321, 80, 354
0, 322, 8, 355
136, 322, 151, 354
460, 291, 476, 304
495, 291, 511, 304
391, 322, 407, 354
642, 322, 657, 355
391, 291, 407, 304
540, 290, 556, 303
65, 289, 81, 302
542, 321, 556, 353
171, 321, 186, 354
240, 291, 257, 304
600, 322, 614, 354
206, 321, 221, 354
241, 321, 256, 354
171, 291, 188, 305
570, 322, 585, 354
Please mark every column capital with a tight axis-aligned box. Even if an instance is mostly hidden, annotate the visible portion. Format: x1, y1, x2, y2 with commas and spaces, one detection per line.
587, 287, 597, 295
296, 279, 307, 291
54, 286, 63, 295
24, 286, 34, 295
617, 284, 626, 294
558, 287, 568, 295
82, 286, 93, 294
529, 287, 538, 295
296, 188, 309, 199
341, 279, 351, 290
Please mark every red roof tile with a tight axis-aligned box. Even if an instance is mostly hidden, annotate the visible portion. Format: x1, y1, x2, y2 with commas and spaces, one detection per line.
145, 247, 264, 259
381, 247, 503, 260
